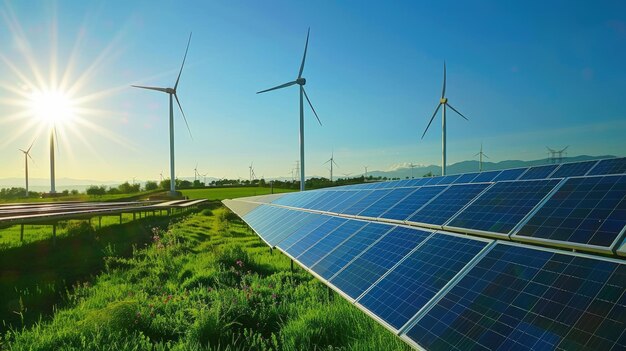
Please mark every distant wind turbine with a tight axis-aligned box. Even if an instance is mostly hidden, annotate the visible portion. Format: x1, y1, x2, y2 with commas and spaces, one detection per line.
249, 162, 256, 181
194, 163, 199, 181
474, 143, 490, 172
19, 139, 35, 197
132, 33, 193, 196
364, 165, 369, 178
159, 171, 164, 182
323, 151, 338, 182
422, 62, 469, 176
257, 28, 322, 191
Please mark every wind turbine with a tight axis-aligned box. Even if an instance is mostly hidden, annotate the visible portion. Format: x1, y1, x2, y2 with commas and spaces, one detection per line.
19, 140, 35, 197
249, 162, 256, 181
194, 163, 199, 181
364, 165, 369, 178
474, 143, 490, 172
257, 28, 322, 191
160, 171, 164, 182
421, 62, 469, 176
132, 33, 193, 196
323, 151, 338, 182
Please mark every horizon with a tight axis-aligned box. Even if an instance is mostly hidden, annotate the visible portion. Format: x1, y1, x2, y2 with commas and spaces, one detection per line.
1, 1, 625, 185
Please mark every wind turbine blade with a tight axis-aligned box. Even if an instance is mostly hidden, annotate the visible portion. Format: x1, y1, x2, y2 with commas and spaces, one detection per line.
483, 153, 490, 159
442, 61, 446, 98
323, 159, 331, 165
27, 139, 35, 153
302, 87, 322, 126
174, 94, 193, 140
174, 32, 192, 91
131, 85, 169, 93
333, 160, 339, 167
446, 103, 468, 120
19, 148, 26, 153
474, 152, 480, 156
257, 81, 297, 94
421, 103, 442, 139
28, 153, 34, 163
298, 28, 310, 79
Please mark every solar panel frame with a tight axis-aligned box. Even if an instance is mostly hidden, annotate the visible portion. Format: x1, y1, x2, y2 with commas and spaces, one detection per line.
518, 163, 560, 180
400, 241, 626, 351
326, 189, 374, 214
491, 167, 528, 182
444, 178, 564, 239
510, 174, 626, 254
451, 172, 480, 184
356, 187, 420, 220
341, 189, 393, 216
550, 159, 599, 178
378, 185, 449, 223
587, 156, 626, 176
470, 170, 501, 183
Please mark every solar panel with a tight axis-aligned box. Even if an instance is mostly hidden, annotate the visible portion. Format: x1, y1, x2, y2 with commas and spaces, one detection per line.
404, 243, 626, 351
492, 167, 527, 182
304, 191, 347, 211
513, 175, 626, 253
283, 217, 348, 257
518, 164, 559, 180
329, 226, 432, 300
618, 239, 626, 257
408, 178, 432, 186
315, 191, 356, 211
275, 214, 333, 249
380, 186, 447, 221
358, 187, 418, 218
588, 157, 626, 176
550, 160, 598, 178
311, 222, 394, 280
392, 179, 413, 188
452, 172, 479, 184
357, 233, 490, 330
262, 210, 319, 246
470, 170, 501, 183
342, 189, 393, 215
327, 190, 374, 213
407, 183, 490, 227
297, 220, 369, 266
446, 179, 561, 237
428, 174, 461, 186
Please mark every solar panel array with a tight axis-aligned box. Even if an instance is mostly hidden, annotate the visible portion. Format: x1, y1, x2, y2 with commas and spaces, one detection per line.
223, 157, 626, 350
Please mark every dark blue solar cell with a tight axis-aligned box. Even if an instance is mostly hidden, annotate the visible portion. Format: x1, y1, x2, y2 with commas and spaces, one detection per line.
492, 167, 527, 181
550, 160, 598, 178
406, 178, 431, 187
315, 191, 355, 211
329, 227, 431, 299
275, 214, 333, 249
263, 210, 319, 246
271, 191, 316, 207
304, 191, 348, 211
406, 243, 626, 351
515, 175, 626, 250
452, 172, 479, 184
392, 179, 413, 188
447, 179, 561, 235
342, 189, 392, 215
421, 177, 442, 186
358, 234, 488, 330
327, 190, 373, 213
380, 186, 447, 221
407, 183, 489, 226
311, 222, 394, 280
283, 217, 348, 257
471, 170, 501, 183
297, 220, 368, 267
587, 157, 626, 176
247, 206, 286, 234
519, 164, 559, 180
358, 188, 418, 218
370, 181, 392, 189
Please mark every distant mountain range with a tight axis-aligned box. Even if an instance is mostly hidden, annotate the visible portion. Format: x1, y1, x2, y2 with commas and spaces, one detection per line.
363, 155, 616, 179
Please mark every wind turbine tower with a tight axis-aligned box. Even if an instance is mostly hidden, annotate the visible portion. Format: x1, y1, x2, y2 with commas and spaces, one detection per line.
422, 62, 470, 176
364, 165, 369, 179
249, 162, 257, 181
257, 28, 322, 191
19, 140, 35, 197
323, 152, 338, 182
132, 33, 193, 196
475, 143, 490, 172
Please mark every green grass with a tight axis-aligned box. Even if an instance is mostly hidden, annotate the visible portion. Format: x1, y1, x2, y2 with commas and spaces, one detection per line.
0, 205, 410, 350
182, 187, 295, 201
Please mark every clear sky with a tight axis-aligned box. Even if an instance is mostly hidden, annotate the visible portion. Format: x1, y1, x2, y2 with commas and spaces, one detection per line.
0, 0, 625, 183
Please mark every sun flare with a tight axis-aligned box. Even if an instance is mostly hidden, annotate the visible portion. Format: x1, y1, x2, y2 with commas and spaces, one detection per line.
29, 89, 75, 126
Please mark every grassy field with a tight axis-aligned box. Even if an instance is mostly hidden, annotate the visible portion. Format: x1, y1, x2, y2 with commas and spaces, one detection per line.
0, 205, 409, 350
0, 190, 163, 204
182, 187, 294, 201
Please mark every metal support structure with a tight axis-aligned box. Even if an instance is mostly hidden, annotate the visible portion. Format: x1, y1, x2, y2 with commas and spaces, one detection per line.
299, 87, 305, 191
49, 129, 56, 194
442, 104, 447, 176
169, 94, 176, 195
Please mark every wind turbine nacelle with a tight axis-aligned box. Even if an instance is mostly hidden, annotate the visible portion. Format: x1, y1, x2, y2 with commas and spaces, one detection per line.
165, 88, 176, 94
296, 77, 306, 85
440, 98, 448, 104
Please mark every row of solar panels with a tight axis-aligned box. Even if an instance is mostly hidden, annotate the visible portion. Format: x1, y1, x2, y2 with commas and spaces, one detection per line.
222, 200, 625, 351
268, 173, 626, 255
333, 157, 626, 191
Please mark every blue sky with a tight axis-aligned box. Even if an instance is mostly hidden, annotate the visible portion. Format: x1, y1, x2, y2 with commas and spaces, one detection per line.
0, 0, 625, 182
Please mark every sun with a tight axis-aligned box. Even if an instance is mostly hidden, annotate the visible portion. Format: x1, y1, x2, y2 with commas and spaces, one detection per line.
29, 89, 75, 126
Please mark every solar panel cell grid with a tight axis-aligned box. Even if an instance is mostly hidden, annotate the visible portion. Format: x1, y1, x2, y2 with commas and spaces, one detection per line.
407, 183, 490, 226
380, 186, 447, 221
550, 160, 599, 178
283, 217, 348, 257
357, 233, 489, 330
327, 190, 373, 213
329, 226, 432, 299
263, 211, 317, 246
470, 170, 501, 183
358, 187, 418, 218
342, 189, 392, 215
452, 172, 479, 184
311, 222, 394, 280
297, 220, 368, 267
492, 167, 527, 181
274, 214, 332, 249
587, 157, 626, 176
519, 164, 559, 180
405, 243, 626, 351
447, 179, 561, 236
514, 175, 626, 250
